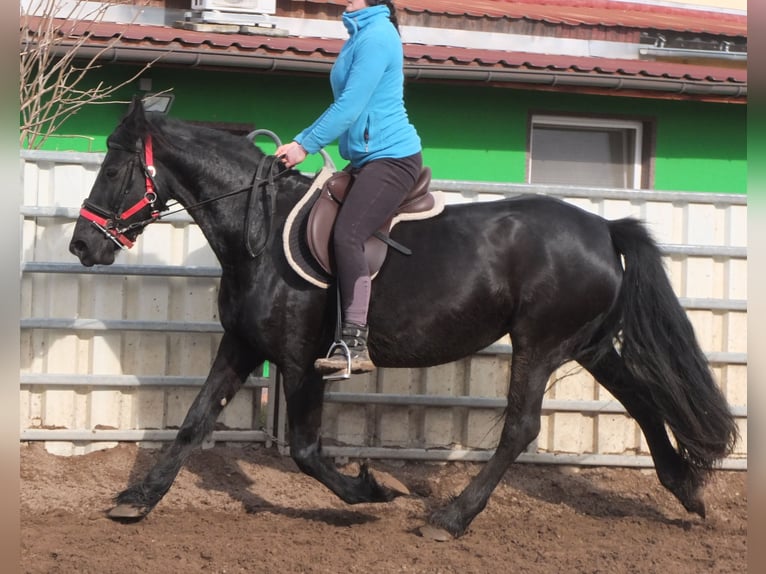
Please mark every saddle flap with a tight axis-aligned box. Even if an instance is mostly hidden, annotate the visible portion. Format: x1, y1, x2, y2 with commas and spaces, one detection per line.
306, 175, 348, 274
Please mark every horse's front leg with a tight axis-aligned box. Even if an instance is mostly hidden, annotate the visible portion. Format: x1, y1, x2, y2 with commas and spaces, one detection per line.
284, 368, 408, 504
108, 332, 260, 520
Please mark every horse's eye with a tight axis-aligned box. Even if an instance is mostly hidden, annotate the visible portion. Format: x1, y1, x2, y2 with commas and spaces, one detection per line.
104, 167, 120, 178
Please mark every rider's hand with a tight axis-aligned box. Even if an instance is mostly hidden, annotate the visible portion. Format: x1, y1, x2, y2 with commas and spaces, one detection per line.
275, 141, 308, 169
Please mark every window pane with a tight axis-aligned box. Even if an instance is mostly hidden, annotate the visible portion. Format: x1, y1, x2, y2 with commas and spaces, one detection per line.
530, 125, 636, 188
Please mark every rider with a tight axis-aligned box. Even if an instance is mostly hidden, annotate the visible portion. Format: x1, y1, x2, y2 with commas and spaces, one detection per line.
276, 0, 422, 375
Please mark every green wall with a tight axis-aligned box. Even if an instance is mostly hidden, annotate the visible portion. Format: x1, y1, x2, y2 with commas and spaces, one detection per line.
42, 64, 746, 194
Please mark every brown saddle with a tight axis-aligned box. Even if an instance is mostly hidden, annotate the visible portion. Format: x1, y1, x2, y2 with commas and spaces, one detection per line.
306, 167, 435, 277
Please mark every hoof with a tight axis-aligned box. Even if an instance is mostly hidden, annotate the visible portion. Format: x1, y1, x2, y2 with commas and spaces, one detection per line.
683, 495, 706, 519
370, 469, 410, 497
417, 524, 453, 542
668, 478, 707, 519
108, 504, 149, 521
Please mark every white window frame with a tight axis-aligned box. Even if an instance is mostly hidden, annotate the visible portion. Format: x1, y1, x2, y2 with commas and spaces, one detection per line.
528, 114, 645, 189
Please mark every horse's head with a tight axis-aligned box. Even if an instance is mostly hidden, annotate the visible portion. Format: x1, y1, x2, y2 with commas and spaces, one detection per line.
69, 98, 162, 266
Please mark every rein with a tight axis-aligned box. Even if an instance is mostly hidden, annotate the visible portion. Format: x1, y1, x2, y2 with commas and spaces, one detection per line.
80, 134, 289, 253
244, 154, 283, 258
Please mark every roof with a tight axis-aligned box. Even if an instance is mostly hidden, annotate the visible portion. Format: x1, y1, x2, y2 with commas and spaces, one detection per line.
27, 0, 747, 103
40, 21, 744, 102
310, 0, 747, 36
98, 21, 744, 82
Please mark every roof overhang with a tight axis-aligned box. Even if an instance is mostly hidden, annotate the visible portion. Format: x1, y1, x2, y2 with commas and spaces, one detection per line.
31, 17, 747, 103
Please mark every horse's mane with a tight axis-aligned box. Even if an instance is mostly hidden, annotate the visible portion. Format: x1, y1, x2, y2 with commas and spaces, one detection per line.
111, 106, 259, 162
109, 103, 310, 209
112, 109, 270, 190
148, 114, 256, 158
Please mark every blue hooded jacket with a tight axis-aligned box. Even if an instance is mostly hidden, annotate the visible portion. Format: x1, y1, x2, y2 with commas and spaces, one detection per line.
293, 5, 421, 168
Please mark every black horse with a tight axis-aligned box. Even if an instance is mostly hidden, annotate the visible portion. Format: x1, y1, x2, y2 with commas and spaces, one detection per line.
69, 100, 737, 539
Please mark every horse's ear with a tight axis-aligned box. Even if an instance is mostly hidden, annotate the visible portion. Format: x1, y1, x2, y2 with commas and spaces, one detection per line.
124, 95, 146, 122
117, 95, 149, 143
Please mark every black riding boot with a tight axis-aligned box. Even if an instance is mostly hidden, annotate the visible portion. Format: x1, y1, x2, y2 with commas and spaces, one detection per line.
314, 322, 376, 375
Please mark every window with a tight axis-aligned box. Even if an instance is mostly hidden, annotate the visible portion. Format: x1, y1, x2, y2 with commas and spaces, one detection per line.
528, 115, 648, 189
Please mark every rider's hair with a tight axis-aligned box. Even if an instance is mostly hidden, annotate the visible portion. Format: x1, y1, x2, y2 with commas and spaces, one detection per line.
366, 0, 400, 34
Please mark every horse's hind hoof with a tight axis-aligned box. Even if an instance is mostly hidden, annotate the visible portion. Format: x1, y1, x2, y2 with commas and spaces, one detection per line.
417, 524, 453, 542
683, 495, 706, 519
108, 503, 150, 521
667, 478, 707, 519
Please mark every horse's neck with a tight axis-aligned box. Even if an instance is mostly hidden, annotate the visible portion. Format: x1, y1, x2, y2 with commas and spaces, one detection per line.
157, 139, 314, 271
158, 139, 267, 265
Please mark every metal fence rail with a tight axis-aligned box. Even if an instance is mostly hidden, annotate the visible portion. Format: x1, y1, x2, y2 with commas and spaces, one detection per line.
20, 150, 747, 467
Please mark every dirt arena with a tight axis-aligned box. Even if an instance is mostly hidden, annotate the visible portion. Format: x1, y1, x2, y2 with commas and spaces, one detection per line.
20, 442, 746, 573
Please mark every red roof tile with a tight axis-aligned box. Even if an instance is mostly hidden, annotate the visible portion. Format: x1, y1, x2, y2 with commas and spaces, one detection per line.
311, 0, 746, 36
412, 43, 745, 83
29, 13, 746, 102
70, 20, 744, 84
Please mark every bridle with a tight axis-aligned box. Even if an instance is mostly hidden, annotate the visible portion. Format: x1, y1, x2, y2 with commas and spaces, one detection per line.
79, 133, 288, 254
79, 134, 161, 249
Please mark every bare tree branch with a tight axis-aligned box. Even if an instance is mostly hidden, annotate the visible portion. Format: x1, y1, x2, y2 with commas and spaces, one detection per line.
20, 0, 168, 149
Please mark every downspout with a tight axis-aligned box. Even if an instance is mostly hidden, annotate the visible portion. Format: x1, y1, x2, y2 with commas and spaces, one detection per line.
51, 43, 748, 99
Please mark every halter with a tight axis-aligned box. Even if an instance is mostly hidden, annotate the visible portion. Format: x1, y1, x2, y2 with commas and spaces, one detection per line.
79, 134, 161, 249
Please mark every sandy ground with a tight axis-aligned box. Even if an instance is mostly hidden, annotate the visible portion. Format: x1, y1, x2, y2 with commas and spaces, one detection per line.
20, 442, 746, 573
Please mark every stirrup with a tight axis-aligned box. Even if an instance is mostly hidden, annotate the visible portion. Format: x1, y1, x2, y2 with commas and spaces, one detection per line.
319, 339, 352, 380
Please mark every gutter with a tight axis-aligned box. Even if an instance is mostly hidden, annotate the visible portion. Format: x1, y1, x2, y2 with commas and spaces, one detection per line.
52, 43, 747, 99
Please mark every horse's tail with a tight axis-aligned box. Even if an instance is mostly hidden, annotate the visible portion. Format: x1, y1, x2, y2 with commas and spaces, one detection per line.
607, 218, 738, 470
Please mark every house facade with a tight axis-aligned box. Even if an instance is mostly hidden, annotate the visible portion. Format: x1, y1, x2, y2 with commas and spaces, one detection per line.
25, 0, 747, 193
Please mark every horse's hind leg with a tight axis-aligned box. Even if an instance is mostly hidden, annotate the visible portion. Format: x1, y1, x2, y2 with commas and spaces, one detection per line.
579, 348, 707, 517
427, 347, 554, 538
283, 368, 407, 503
109, 333, 260, 520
